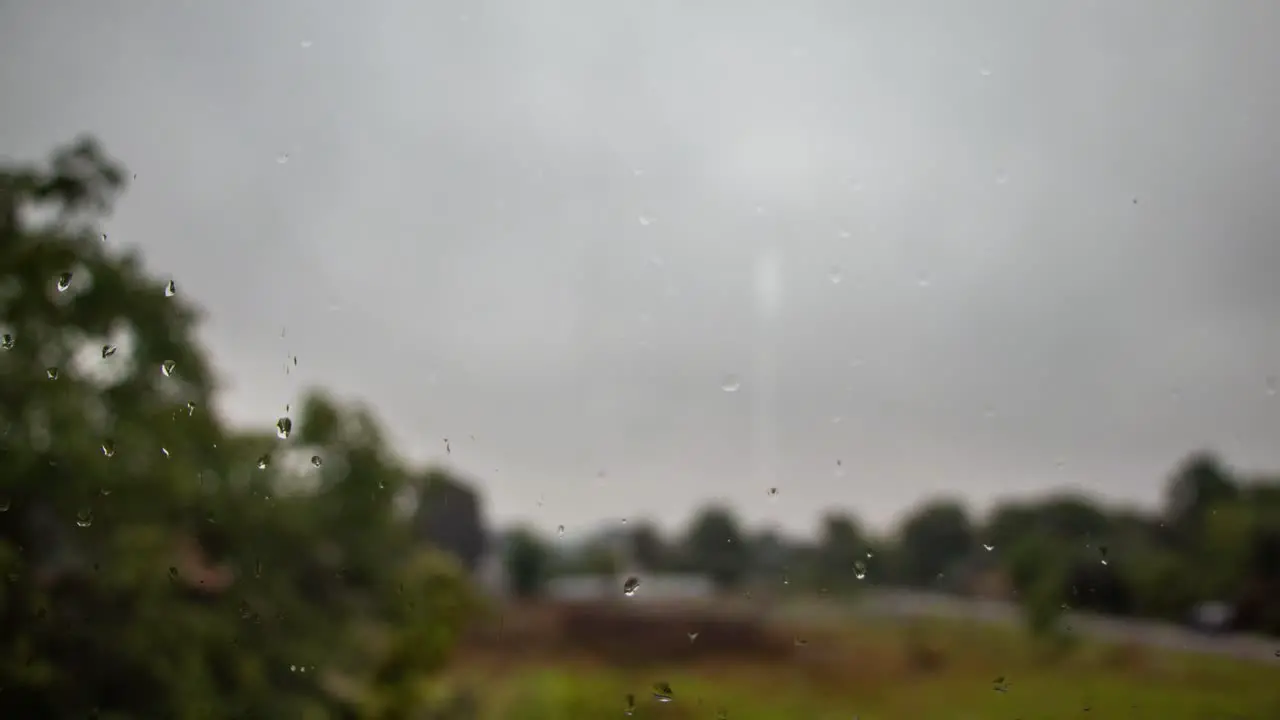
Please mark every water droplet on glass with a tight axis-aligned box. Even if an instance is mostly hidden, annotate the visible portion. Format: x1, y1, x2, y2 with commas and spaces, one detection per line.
310, 455, 322, 467
995, 172, 1009, 185
300, 40, 312, 48
652, 682, 674, 703
828, 266, 844, 285
101, 345, 116, 358
557, 524, 565, 538
100, 232, 108, 242
623, 576, 641, 597
1267, 376, 1277, 396
720, 375, 741, 393
979, 67, 992, 77
637, 214, 653, 227
254, 558, 263, 578
276, 153, 290, 165
161, 360, 176, 377
275, 417, 292, 439
916, 275, 932, 288
624, 693, 636, 716
101, 440, 115, 458
983, 544, 995, 552
853, 560, 868, 580
186, 401, 196, 416
794, 637, 808, 647
993, 676, 1009, 692
46, 367, 59, 380
767, 487, 778, 498
687, 631, 699, 642
1, 334, 12, 350
256, 455, 271, 470
1099, 544, 1109, 565
75, 509, 93, 527
164, 280, 176, 297
168, 566, 179, 579
56, 272, 73, 292
0, 496, 10, 512
161, 447, 170, 458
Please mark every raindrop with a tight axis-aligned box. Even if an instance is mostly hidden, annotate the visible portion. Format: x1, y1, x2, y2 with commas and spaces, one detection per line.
1267, 376, 1277, 396
56, 272, 73, 292
637, 214, 653, 226
310, 455, 322, 468
557, 524, 565, 538
161, 360, 176, 377
101, 345, 117, 358
916, 275, 932, 288
168, 566, 179, 579
100, 232, 108, 242
687, 631, 699, 642
828, 266, 844, 284
720, 375, 742, 393
164, 280, 176, 297
256, 455, 271, 470
983, 544, 995, 552
0, 496, 10, 512
995, 171, 1009, 185
652, 682, 674, 703
254, 558, 263, 578
1, 334, 12, 350
716, 710, 728, 720
794, 637, 808, 647
46, 367, 59, 380
275, 417, 292, 439
767, 487, 778, 498
853, 560, 868, 580
101, 440, 115, 458
299, 40, 312, 48
161, 447, 170, 458
186, 401, 196, 416
75, 509, 93, 528
993, 676, 1009, 693
979, 67, 993, 77
624, 694, 636, 716
276, 153, 290, 165
623, 576, 641, 597
1099, 545, 1109, 565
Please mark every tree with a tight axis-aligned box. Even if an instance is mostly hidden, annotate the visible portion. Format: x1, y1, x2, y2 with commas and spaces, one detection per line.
895, 499, 975, 587
814, 512, 867, 592
504, 527, 551, 599
682, 505, 750, 590
413, 469, 488, 572
0, 138, 477, 719
627, 520, 669, 572
1164, 451, 1238, 541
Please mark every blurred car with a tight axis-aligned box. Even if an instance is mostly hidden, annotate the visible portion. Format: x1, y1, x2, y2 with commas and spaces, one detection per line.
1188, 601, 1234, 634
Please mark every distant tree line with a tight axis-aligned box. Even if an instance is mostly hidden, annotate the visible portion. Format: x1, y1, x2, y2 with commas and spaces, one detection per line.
494, 453, 1280, 637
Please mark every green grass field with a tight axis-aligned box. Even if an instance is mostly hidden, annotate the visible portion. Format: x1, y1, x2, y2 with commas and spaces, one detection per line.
452, 613, 1280, 719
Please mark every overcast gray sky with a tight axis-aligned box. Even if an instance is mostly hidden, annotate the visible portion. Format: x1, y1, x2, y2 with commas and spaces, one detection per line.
3, 1, 1279, 536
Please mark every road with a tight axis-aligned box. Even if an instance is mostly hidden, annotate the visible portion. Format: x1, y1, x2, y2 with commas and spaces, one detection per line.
847, 589, 1280, 664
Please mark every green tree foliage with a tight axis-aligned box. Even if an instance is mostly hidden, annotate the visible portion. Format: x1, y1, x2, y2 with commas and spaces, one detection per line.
813, 512, 867, 593
413, 469, 487, 573
682, 505, 749, 591
894, 499, 975, 587
0, 138, 477, 719
504, 527, 551, 599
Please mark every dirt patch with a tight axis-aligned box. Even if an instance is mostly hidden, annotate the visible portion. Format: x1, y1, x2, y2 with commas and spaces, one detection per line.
464, 600, 796, 667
